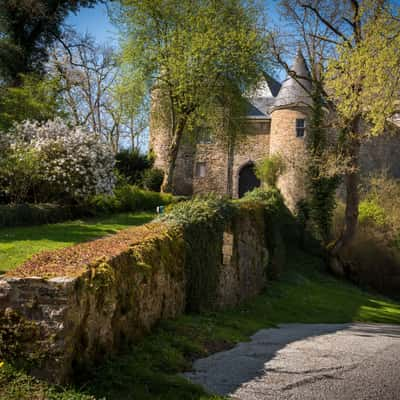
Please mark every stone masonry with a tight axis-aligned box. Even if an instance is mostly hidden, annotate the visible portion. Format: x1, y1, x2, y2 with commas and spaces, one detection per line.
150, 50, 400, 210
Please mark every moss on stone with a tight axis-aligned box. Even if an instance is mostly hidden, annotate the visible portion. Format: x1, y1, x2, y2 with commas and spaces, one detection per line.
0, 309, 53, 370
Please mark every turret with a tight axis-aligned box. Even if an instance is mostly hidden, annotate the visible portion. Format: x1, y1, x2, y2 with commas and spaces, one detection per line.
269, 50, 312, 211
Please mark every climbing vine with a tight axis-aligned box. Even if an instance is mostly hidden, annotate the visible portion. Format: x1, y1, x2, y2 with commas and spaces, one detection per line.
305, 82, 340, 244
161, 195, 235, 312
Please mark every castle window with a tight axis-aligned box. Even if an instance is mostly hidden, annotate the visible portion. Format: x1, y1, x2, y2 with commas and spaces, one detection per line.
195, 162, 206, 178
196, 127, 213, 144
296, 119, 305, 137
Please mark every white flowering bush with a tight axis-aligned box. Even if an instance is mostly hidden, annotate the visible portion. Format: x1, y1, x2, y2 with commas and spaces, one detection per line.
0, 119, 115, 203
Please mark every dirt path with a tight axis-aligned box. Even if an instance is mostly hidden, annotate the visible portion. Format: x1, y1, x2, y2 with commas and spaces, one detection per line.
184, 323, 400, 399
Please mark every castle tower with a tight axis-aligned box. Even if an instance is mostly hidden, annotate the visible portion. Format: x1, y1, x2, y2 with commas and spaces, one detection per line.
269, 50, 312, 211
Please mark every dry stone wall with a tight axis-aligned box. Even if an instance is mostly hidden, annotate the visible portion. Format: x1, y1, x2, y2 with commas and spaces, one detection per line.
0, 203, 275, 384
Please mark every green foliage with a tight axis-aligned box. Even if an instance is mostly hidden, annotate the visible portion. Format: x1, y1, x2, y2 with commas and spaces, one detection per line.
0, 204, 89, 228
161, 195, 234, 229
0, 310, 52, 369
255, 155, 285, 187
240, 187, 293, 278
117, 0, 268, 190
0, 74, 63, 131
89, 185, 174, 215
141, 168, 164, 192
115, 149, 152, 185
305, 83, 339, 243
325, 6, 400, 136
358, 199, 387, 226
0, 147, 42, 204
0, 362, 95, 399
240, 187, 285, 214
161, 195, 235, 311
0, 0, 98, 83
334, 175, 400, 296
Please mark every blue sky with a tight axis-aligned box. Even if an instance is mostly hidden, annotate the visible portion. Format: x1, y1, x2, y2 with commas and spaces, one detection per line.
66, 1, 281, 45
66, 3, 117, 44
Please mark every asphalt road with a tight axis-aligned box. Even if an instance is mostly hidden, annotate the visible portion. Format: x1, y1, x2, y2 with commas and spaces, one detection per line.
184, 323, 400, 400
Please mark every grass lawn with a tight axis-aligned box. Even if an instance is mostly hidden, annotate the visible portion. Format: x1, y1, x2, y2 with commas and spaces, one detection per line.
1, 245, 400, 399
0, 212, 154, 274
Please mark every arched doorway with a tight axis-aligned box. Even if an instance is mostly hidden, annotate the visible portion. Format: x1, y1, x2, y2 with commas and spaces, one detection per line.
238, 163, 260, 198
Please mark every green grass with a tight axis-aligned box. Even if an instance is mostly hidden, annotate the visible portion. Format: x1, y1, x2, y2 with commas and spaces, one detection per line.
1, 246, 400, 400
0, 212, 154, 273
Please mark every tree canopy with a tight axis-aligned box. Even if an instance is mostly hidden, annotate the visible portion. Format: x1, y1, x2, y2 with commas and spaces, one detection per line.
0, 0, 99, 84
116, 0, 269, 191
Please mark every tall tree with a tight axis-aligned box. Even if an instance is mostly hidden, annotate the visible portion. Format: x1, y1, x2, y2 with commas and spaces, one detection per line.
50, 32, 147, 152
0, 0, 99, 84
275, 0, 400, 257
116, 0, 268, 192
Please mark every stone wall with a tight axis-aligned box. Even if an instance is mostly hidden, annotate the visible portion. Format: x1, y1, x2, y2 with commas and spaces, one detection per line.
231, 124, 271, 198
150, 96, 271, 197
0, 203, 274, 384
217, 204, 268, 308
193, 141, 229, 196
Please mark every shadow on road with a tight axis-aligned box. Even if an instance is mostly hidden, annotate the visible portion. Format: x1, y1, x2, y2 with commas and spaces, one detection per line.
184, 323, 400, 397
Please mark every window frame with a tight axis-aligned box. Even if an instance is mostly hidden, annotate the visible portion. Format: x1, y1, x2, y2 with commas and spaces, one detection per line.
295, 118, 306, 138
195, 162, 207, 178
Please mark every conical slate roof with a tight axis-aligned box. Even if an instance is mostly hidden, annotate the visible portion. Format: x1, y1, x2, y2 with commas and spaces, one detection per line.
273, 50, 312, 109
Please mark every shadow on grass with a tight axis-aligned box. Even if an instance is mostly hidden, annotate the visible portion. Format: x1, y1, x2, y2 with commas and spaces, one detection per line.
0, 212, 154, 274
0, 212, 154, 243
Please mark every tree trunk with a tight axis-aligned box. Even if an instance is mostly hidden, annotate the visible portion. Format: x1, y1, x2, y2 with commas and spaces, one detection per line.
161, 119, 186, 193
330, 115, 362, 257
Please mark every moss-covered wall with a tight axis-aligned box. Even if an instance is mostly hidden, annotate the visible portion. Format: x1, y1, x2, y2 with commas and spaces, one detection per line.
0, 202, 285, 384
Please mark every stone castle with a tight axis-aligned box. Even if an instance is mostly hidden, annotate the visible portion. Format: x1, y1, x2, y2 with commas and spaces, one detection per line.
150, 51, 400, 209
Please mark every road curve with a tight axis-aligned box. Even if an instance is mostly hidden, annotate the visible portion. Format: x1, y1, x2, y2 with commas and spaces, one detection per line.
184, 323, 400, 400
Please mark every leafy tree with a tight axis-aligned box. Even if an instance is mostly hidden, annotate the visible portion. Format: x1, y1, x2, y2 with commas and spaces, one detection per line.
275, 0, 400, 257
0, 74, 64, 131
116, 0, 268, 192
115, 149, 153, 185
0, 0, 99, 84
321, 1, 400, 255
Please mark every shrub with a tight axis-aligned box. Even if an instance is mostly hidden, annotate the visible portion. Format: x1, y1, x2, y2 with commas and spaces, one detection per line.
0, 147, 42, 204
0, 204, 88, 227
240, 186, 285, 213
88, 185, 174, 214
334, 175, 400, 296
359, 199, 387, 226
161, 194, 234, 228
255, 154, 285, 187
0, 119, 115, 204
141, 168, 164, 192
115, 149, 152, 185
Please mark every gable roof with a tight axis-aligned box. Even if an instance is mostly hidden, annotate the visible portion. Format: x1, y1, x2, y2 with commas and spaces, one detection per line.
246, 74, 281, 119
